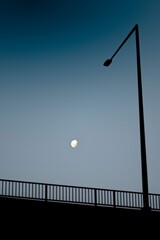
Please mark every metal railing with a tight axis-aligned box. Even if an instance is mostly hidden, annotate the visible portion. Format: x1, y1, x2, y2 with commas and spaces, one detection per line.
0, 178, 160, 211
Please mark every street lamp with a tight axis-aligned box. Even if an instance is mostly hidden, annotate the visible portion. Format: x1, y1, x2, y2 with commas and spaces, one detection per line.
103, 24, 149, 210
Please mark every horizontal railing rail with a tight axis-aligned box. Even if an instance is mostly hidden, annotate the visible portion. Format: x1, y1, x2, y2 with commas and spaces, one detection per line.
0, 178, 160, 211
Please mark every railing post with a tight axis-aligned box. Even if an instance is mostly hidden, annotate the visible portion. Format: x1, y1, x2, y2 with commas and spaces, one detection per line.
94, 189, 97, 206
45, 184, 48, 202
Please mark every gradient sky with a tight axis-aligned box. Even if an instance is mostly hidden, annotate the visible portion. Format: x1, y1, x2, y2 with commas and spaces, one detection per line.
0, 0, 160, 194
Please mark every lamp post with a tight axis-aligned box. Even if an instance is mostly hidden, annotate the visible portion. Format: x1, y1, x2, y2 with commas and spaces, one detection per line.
103, 24, 149, 210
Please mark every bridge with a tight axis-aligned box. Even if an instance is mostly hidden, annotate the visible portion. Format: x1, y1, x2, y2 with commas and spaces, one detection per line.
1, 178, 160, 235
1, 178, 160, 210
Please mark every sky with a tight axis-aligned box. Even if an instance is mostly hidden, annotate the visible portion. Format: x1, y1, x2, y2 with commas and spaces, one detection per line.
0, 0, 160, 194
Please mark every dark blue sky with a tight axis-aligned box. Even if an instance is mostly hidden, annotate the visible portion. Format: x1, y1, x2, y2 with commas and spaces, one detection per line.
0, 0, 160, 194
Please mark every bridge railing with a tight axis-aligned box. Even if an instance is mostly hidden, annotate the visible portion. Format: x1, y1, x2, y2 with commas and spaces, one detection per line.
0, 178, 160, 211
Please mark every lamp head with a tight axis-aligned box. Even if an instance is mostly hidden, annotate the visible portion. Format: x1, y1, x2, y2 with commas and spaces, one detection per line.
103, 59, 112, 67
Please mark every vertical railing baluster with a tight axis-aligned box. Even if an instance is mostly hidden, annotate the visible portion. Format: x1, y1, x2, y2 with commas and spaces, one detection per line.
62, 186, 64, 201
56, 186, 57, 200
32, 184, 33, 198
78, 188, 80, 203
5, 181, 7, 195
53, 185, 55, 200
158, 195, 160, 210
39, 184, 40, 199
101, 190, 103, 205
18, 182, 20, 197
15, 182, 17, 197
22, 182, 23, 198
94, 189, 97, 206
75, 187, 77, 202
2, 180, 3, 195
104, 190, 106, 205
72, 187, 74, 202
45, 184, 47, 202
113, 190, 116, 208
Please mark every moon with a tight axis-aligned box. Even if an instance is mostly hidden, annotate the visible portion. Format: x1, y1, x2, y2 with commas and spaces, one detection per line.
71, 139, 78, 148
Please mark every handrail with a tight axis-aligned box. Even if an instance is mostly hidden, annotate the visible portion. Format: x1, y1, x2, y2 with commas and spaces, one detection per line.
0, 178, 160, 211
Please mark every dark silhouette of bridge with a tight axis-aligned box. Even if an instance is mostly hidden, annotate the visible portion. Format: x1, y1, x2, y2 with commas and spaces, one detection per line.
1, 178, 160, 235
